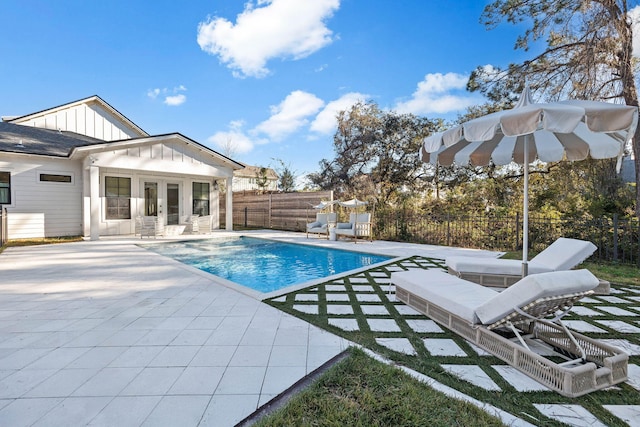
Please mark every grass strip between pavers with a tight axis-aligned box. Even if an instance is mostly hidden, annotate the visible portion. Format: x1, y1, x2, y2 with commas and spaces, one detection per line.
265, 256, 640, 427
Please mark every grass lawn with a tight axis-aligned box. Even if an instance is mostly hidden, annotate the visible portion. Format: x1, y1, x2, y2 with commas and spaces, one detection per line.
502, 250, 640, 287
0, 236, 83, 254
254, 347, 505, 427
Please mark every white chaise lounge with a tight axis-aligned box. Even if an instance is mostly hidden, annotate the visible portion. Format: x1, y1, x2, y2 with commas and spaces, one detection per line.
306, 212, 337, 239
445, 238, 608, 293
391, 268, 628, 397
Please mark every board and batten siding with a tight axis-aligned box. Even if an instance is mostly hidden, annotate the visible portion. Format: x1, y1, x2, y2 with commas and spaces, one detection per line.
0, 156, 82, 239
12, 102, 138, 141
95, 140, 233, 178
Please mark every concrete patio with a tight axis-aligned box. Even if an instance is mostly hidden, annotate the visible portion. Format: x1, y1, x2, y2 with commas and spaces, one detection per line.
6, 231, 636, 426
0, 231, 502, 426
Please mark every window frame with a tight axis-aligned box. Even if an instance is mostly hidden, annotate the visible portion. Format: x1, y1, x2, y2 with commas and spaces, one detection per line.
0, 171, 10, 205
105, 176, 131, 220
39, 172, 73, 184
192, 182, 210, 216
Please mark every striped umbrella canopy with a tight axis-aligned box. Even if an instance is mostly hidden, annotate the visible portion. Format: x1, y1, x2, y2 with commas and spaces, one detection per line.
421, 87, 638, 276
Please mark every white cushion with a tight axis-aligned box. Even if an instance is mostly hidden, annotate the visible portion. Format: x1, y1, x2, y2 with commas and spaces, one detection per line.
336, 222, 352, 229
530, 238, 596, 270
446, 257, 551, 275
307, 221, 322, 229
392, 270, 498, 323
475, 269, 599, 325
446, 238, 596, 275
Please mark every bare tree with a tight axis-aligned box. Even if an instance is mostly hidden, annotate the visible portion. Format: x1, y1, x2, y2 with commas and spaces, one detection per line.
219, 136, 238, 159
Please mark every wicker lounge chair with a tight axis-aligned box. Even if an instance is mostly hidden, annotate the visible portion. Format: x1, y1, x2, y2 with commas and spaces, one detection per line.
334, 213, 372, 243
306, 212, 337, 239
446, 238, 609, 294
391, 269, 628, 397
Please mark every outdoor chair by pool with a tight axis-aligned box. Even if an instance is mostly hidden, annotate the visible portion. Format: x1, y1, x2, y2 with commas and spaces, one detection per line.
445, 238, 609, 293
334, 212, 372, 243
139, 216, 164, 238
391, 268, 627, 397
306, 212, 337, 239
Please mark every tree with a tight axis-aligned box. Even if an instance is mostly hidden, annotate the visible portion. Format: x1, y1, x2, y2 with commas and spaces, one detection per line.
218, 136, 238, 158
272, 158, 296, 192
255, 167, 269, 193
469, 0, 640, 217
307, 101, 443, 204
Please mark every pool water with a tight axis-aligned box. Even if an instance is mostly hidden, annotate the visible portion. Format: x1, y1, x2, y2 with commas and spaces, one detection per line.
141, 236, 392, 293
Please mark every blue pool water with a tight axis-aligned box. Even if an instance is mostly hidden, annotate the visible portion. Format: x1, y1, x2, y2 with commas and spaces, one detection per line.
141, 236, 392, 293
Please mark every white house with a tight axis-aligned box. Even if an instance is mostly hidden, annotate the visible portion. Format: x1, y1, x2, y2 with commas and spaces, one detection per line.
0, 96, 243, 240
232, 162, 278, 192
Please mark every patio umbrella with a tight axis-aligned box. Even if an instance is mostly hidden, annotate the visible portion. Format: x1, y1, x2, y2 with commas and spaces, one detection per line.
311, 200, 339, 210
338, 198, 368, 209
421, 87, 638, 276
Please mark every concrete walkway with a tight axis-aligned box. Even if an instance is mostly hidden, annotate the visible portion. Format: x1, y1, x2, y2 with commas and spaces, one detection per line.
0, 232, 502, 426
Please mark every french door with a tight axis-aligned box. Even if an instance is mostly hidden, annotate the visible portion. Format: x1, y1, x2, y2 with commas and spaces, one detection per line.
142, 181, 181, 225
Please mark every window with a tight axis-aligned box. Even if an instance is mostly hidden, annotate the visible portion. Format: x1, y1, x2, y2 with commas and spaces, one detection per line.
192, 182, 210, 216
0, 172, 10, 204
40, 173, 72, 183
105, 176, 131, 219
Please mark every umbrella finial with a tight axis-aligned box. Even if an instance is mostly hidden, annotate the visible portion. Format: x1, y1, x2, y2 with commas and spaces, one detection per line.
514, 85, 533, 108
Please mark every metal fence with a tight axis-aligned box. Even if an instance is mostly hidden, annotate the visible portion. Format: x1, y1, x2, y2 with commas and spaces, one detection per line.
0, 207, 7, 246
374, 210, 640, 266
220, 198, 640, 266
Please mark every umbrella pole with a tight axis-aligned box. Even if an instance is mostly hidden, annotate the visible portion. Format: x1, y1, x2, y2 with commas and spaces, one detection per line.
522, 137, 530, 277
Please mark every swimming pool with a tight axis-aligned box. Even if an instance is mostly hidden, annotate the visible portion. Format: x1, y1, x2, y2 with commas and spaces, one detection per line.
141, 236, 393, 293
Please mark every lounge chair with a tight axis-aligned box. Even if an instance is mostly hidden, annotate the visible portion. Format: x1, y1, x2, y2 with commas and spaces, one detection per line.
196, 215, 213, 233
391, 268, 628, 397
180, 215, 199, 233
306, 212, 337, 239
139, 215, 164, 238
445, 237, 609, 294
334, 213, 372, 243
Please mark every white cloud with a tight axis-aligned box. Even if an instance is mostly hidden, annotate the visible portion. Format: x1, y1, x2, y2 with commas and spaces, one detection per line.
253, 90, 325, 140
197, 0, 340, 78
147, 88, 161, 99
208, 130, 255, 155
147, 86, 188, 106
310, 92, 367, 134
394, 72, 481, 115
164, 94, 186, 106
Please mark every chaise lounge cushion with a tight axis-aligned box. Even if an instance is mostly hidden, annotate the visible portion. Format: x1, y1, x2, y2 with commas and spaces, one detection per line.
446, 257, 550, 276
392, 269, 498, 323
446, 238, 597, 276
475, 269, 599, 324
528, 238, 597, 271
392, 269, 599, 325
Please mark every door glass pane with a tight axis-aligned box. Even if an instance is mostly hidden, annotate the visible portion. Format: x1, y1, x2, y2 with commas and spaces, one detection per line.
144, 182, 158, 216
167, 183, 179, 225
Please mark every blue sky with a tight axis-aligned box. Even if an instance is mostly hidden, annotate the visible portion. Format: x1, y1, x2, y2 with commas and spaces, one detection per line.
1, 0, 535, 182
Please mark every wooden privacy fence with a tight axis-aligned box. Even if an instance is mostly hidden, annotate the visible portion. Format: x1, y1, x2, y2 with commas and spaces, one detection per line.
220, 191, 334, 232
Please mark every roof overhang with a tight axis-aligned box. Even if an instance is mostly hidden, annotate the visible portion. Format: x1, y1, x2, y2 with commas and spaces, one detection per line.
70, 132, 245, 170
